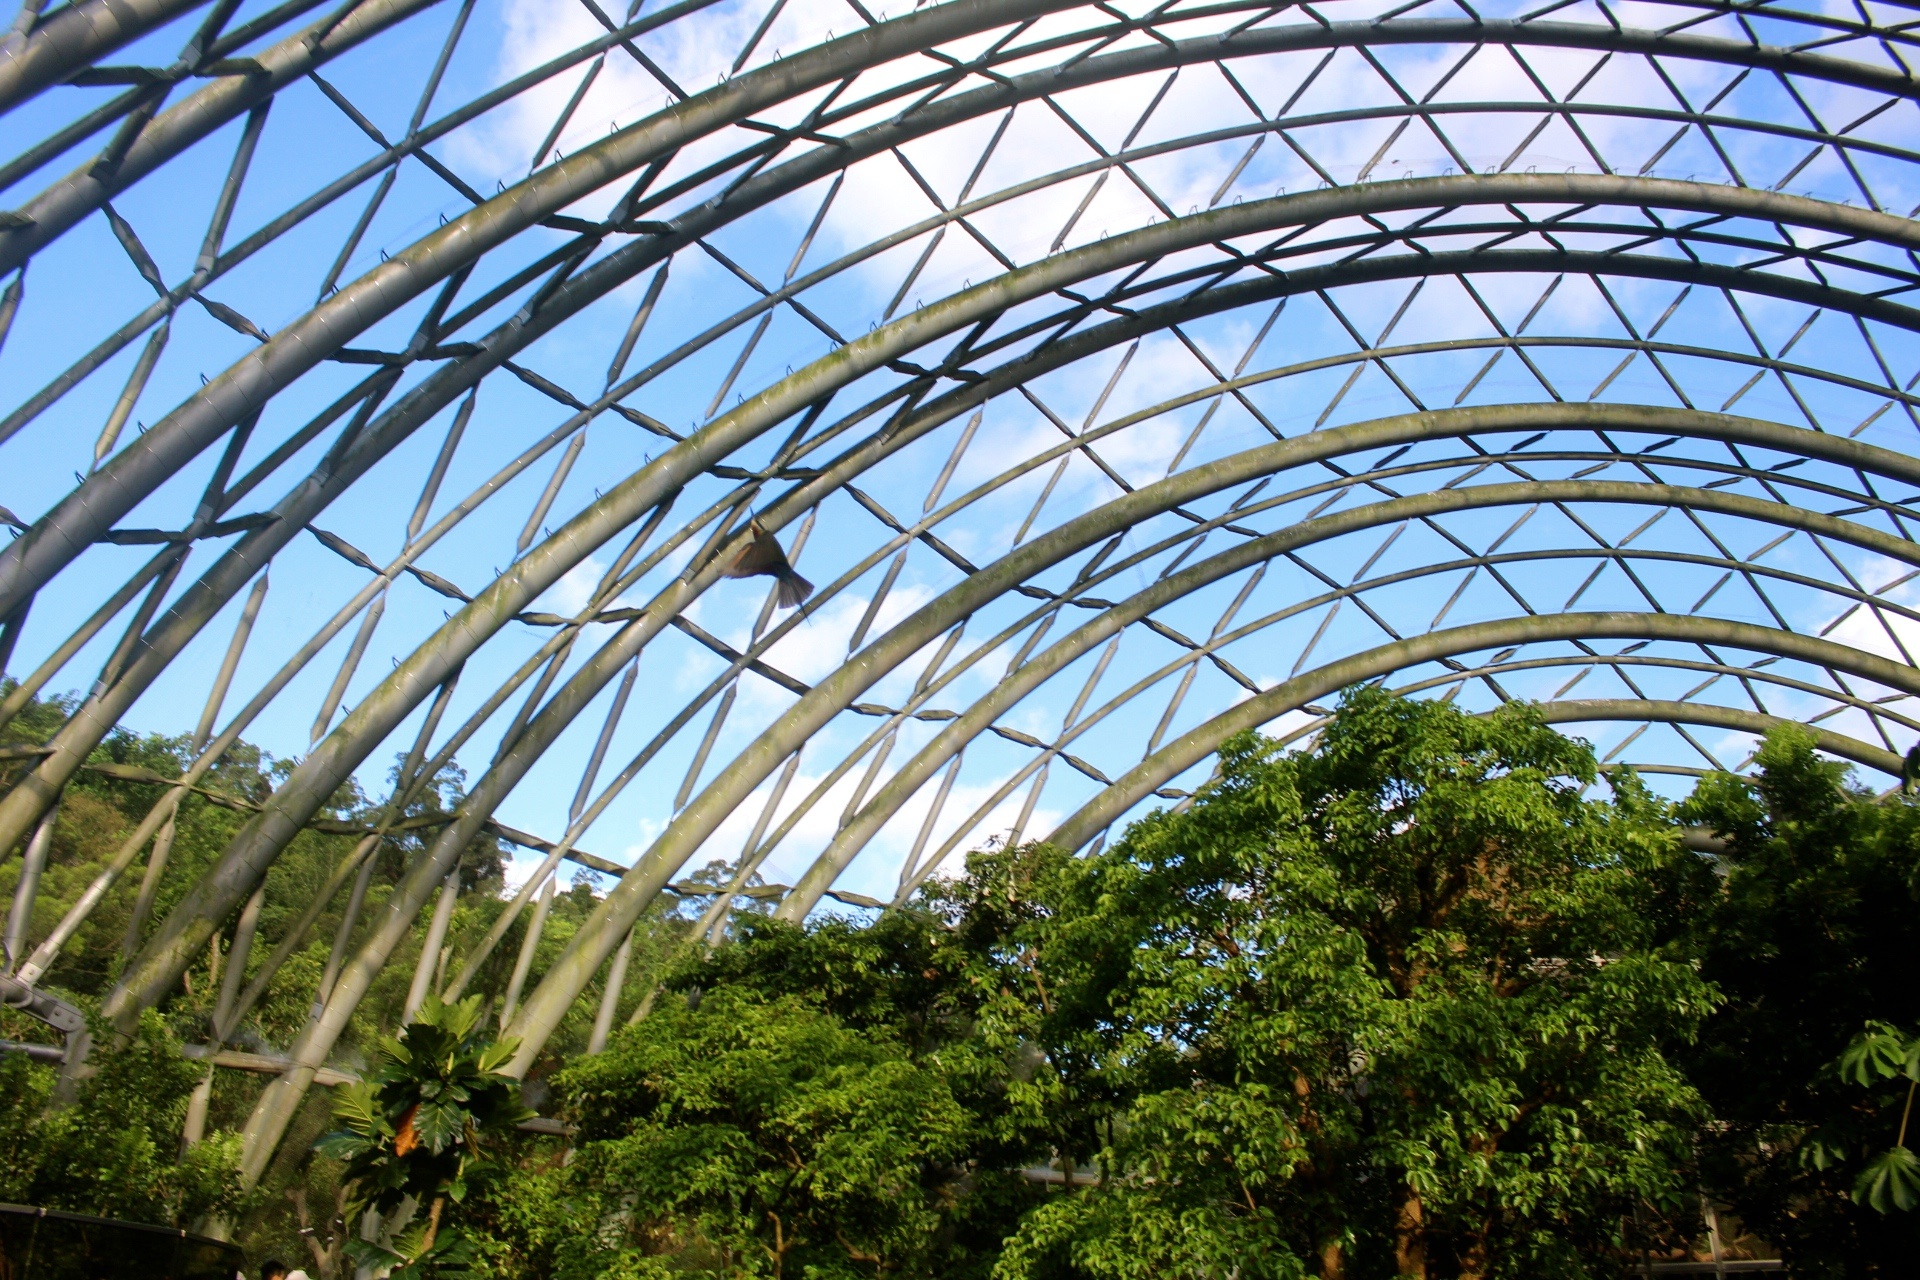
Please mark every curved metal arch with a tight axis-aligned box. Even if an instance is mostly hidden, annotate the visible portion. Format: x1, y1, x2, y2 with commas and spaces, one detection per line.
12, 0, 1918, 593
1223, 686, 1901, 809
119, 365, 1920, 981
24, 103, 1919, 745
15, 42, 1920, 881
790, 533, 1920, 915
1047, 608, 1920, 852
20, 219, 1920, 887
891, 682, 1914, 906
19, 3, 1920, 292
0, 0, 453, 270
22, 2, 1918, 482
1243, 651, 1920, 783
0, 0, 1094, 619
11, 7, 1920, 660
0, 0, 215, 113
89, 167, 1920, 1043
1530, 701, 1900, 776
38, 212, 1920, 818
1394, 654, 1920, 736
603, 440, 1920, 922
895, 672, 1911, 904
773, 472, 1920, 917
10, 0, 1920, 1184
497, 402, 1920, 1069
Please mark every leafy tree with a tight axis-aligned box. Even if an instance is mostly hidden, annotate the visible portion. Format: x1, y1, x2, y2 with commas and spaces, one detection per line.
0, 685, 671, 1272
1682, 726, 1920, 1274
554, 984, 971, 1278
0, 1009, 246, 1225
314, 995, 531, 1278
677, 912, 1059, 1266
461, 912, 1051, 1279
988, 687, 1716, 1280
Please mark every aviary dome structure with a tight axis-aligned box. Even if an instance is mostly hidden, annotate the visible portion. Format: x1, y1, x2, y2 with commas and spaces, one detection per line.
3, 0, 1920, 1180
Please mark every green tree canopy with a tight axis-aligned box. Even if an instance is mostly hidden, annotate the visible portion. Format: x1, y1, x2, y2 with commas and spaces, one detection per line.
987, 686, 1717, 1280
553, 983, 971, 1278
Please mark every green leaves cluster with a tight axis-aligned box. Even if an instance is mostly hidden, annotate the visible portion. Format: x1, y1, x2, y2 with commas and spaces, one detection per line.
560, 985, 972, 1278
1682, 725, 1920, 1273
468, 910, 1043, 1280
1835, 1024, 1920, 1215
23, 680, 1920, 1276
465, 689, 1729, 1279
315, 995, 531, 1277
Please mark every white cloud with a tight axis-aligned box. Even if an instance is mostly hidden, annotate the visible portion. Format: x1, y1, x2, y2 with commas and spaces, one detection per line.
535, 552, 609, 615
1815, 575, 1920, 707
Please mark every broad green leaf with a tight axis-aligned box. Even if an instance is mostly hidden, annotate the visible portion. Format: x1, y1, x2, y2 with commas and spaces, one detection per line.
312, 1130, 373, 1162
1855, 1145, 1920, 1213
330, 1082, 386, 1137
1840, 1024, 1909, 1086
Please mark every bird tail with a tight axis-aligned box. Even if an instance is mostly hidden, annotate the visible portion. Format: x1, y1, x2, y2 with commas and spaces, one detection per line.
776, 570, 813, 609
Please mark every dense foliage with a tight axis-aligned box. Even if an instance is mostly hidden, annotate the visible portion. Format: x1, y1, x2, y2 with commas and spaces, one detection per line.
9, 682, 1920, 1276
1681, 727, 1920, 1275
0, 1009, 247, 1224
460, 912, 1048, 1279
0, 681, 679, 1270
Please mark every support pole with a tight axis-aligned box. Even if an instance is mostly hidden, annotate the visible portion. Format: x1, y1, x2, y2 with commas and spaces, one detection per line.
5, 804, 57, 971
316, 835, 381, 1014
498, 875, 555, 1028
403, 871, 459, 1021
587, 926, 634, 1055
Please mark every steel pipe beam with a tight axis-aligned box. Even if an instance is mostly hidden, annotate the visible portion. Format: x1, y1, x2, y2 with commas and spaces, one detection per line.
8, 0, 1919, 1121
1527, 700, 1901, 777
0, 0, 449, 271
887, 653, 1920, 903
500, 399, 1920, 1070
19, 226, 1918, 903
777, 475, 1920, 917
93, 167, 1898, 1030
0, 0, 210, 116
14, 46, 1920, 882
0, 0, 1090, 623
1049, 616, 1920, 852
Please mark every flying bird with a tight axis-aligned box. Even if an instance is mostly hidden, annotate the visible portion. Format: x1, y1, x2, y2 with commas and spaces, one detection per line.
721, 517, 813, 609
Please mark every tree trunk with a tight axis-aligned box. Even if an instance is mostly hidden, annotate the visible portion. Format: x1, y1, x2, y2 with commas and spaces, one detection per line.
1393, 1185, 1427, 1279
417, 1195, 446, 1256
1456, 1224, 1490, 1280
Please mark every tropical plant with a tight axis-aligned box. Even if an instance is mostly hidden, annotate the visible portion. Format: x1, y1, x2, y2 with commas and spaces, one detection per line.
314, 994, 531, 1278
1837, 1023, 1920, 1214
0, 1008, 247, 1226
545, 977, 982, 1276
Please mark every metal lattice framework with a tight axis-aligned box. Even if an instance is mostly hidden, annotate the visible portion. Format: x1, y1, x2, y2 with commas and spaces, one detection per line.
4, 0, 1920, 1178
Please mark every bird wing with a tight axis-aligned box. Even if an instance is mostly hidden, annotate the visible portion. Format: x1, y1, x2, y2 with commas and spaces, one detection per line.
722, 531, 788, 578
